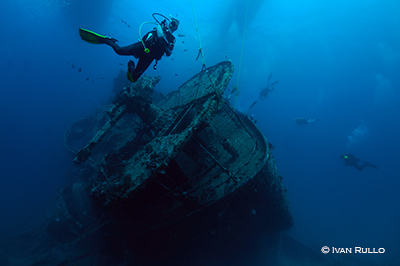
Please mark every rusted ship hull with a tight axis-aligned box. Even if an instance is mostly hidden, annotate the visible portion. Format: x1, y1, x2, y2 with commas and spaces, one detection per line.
76, 61, 292, 263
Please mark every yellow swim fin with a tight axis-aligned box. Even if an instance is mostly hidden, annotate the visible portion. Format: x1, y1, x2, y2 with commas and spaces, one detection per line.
79, 28, 108, 44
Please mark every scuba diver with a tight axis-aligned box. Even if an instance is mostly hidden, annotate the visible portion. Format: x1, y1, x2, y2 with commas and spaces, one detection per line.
259, 73, 278, 100
340, 154, 377, 171
294, 117, 319, 126
79, 13, 180, 82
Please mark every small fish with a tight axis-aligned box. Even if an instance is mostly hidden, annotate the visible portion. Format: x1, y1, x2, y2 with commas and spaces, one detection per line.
175, 74, 178, 76
119, 63, 124, 66
78, 67, 82, 72
71, 64, 75, 69
178, 34, 185, 37
183, 49, 188, 52
86, 78, 89, 81
127, 25, 131, 28
121, 19, 124, 22
100, 77, 105, 79
182, 41, 185, 43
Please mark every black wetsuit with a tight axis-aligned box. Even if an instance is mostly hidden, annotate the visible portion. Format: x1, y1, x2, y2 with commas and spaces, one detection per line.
108, 27, 175, 81
341, 154, 377, 171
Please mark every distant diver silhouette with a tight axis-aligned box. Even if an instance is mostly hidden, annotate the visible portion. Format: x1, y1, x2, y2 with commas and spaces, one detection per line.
294, 117, 319, 126
260, 73, 278, 100
340, 154, 377, 171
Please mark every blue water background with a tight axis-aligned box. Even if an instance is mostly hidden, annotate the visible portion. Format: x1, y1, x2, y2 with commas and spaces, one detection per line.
0, 0, 399, 264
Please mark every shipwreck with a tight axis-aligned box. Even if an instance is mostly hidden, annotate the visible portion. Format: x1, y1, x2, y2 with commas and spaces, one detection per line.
1, 61, 293, 266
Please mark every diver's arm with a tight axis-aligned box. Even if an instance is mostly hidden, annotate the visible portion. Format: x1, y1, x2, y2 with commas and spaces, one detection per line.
165, 42, 174, 57
164, 34, 175, 57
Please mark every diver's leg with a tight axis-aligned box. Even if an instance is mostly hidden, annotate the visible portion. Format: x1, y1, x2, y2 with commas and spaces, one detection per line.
362, 161, 378, 170
108, 42, 143, 57
130, 55, 154, 81
354, 164, 364, 171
